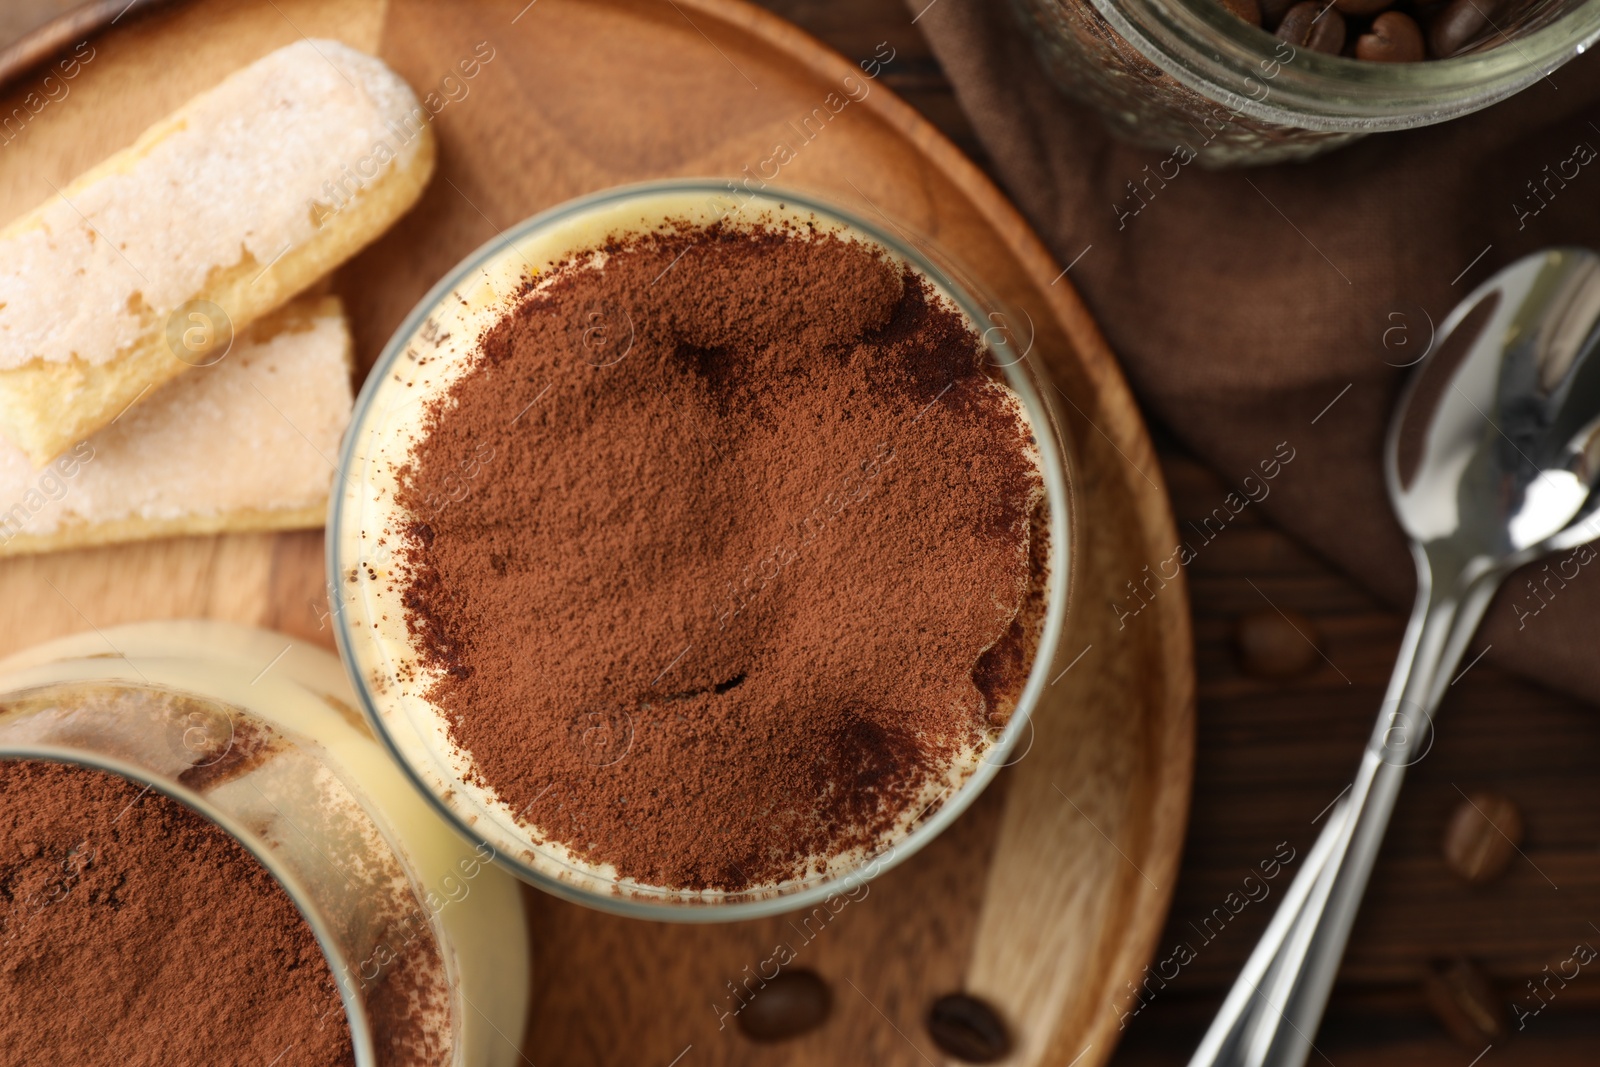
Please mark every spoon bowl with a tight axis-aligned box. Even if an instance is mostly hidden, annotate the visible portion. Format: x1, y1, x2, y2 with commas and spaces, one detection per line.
1387, 248, 1600, 564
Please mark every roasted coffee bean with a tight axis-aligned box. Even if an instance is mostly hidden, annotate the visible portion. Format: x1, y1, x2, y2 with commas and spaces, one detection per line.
1357, 10, 1427, 59
1428, 0, 1497, 56
1422, 956, 1507, 1046
1442, 790, 1523, 884
1334, 0, 1397, 17
1221, 0, 1264, 27
927, 993, 1010, 1063
1276, 1, 1347, 53
736, 970, 831, 1042
1233, 608, 1320, 678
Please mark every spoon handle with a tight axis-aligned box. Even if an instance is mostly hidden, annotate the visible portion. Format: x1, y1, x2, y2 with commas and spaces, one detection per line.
1187, 564, 1500, 1067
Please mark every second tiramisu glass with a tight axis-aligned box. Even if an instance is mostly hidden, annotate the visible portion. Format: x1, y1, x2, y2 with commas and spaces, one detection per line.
331, 180, 1074, 919
0, 621, 530, 1065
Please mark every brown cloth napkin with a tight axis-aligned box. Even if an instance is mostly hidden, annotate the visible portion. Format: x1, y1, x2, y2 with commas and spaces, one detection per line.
911, 0, 1600, 706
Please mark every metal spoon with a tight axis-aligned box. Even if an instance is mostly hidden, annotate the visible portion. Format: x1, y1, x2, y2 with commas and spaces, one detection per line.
1188, 248, 1600, 1067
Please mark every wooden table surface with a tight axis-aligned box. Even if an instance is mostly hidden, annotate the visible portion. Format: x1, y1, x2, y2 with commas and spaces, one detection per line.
5, 0, 1599, 1063
742, 3, 1600, 1065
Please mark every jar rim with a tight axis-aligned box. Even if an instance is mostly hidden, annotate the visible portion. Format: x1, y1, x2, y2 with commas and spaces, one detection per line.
1093, 0, 1600, 127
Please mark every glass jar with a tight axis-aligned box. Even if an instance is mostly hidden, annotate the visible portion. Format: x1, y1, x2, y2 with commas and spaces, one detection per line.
0, 621, 530, 1067
330, 179, 1076, 921
1011, 0, 1600, 164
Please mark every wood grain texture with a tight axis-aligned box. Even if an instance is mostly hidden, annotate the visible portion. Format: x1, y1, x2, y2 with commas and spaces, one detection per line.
0, 2, 1195, 1066
726, 7, 1600, 1062
1112, 441, 1600, 1066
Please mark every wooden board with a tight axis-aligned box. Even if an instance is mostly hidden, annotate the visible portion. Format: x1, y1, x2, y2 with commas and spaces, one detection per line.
0, 3, 1196, 1065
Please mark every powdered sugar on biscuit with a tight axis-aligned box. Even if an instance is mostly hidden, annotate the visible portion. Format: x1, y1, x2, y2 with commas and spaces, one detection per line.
0, 40, 426, 371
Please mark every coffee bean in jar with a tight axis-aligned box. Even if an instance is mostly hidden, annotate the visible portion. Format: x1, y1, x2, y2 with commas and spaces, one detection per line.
1220, 0, 1504, 59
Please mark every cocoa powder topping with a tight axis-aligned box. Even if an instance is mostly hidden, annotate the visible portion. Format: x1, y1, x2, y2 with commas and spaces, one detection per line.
0, 758, 353, 1066
397, 221, 1043, 890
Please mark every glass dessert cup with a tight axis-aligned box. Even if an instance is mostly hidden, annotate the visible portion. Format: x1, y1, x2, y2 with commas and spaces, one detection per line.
1011, 0, 1600, 165
0, 621, 530, 1067
330, 179, 1076, 922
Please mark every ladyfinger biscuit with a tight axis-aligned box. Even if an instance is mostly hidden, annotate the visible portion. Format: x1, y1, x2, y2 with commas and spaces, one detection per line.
0, 39, 434, 466
0, 295, 352, 558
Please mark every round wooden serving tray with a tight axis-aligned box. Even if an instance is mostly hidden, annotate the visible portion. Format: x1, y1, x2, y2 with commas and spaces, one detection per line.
0, 2, 1195, 1064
